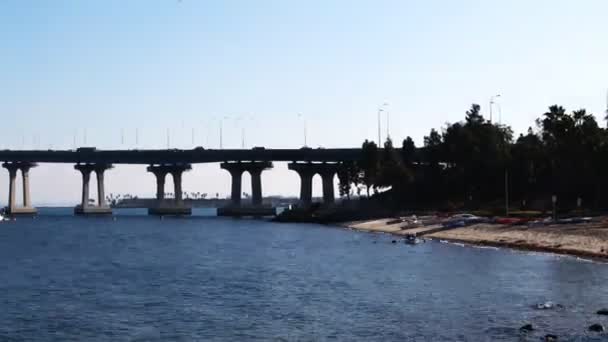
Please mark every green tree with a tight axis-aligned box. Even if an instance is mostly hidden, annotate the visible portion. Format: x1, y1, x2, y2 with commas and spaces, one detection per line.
359, 140, 379, 197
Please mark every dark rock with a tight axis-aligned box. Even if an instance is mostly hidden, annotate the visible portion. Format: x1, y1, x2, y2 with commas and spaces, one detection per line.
391, 240, 397, 244
597, 308, 608, 315
519, 324, 534, 332
589, 323, 605, 332
544, 334, 558, 341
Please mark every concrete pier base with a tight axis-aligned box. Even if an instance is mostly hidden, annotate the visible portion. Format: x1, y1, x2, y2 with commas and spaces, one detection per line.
217, 206, 276, 217
5, 207, 37, 217
74, 205, 113, 216
148, 206, 192, 216
147, 164, 192, 216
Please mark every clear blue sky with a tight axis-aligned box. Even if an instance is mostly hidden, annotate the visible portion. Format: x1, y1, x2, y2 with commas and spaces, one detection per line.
1, 0, 607, 204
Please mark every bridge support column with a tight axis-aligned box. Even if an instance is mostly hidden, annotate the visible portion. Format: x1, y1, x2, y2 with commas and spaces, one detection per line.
288, 163, 314, 207
320, 169, 337, 204
220, 163, 244, 207
74, 163, 113, 215
250, 169, 262, 206
220, 161, 273, 208
147, 164, 192, 216
149, 169, 168, 201
288, 162, 339, 207
171, 170, 183, 203
2, 162, 37, 216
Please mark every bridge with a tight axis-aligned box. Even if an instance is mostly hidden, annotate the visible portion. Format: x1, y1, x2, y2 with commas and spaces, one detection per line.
0, 147, 363, 216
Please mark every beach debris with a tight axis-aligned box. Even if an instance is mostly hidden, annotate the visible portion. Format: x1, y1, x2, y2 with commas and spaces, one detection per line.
597, 308, 608, 315
519, 324, 534, 332
441, 213, 488, 228
589, 323, 605, 332
544, 334, 558, 341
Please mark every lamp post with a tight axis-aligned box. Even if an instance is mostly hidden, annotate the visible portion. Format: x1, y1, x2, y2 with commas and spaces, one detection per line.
377, 102, 388, 145
386, 107, 391, 140
489, 94, 501, 123
297, 113, 307, 147
219, 116, 229, 149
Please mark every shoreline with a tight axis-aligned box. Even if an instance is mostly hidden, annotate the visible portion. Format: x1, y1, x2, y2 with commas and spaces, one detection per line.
339, 218, 608, 261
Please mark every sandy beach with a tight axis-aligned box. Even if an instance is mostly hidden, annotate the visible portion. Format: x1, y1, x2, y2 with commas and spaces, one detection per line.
343, 218, 608, 259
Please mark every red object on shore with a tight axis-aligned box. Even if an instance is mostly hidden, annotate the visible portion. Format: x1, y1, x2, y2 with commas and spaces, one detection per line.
495, 217, 525, 225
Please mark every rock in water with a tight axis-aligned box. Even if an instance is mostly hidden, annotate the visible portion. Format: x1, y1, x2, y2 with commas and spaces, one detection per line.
544, 334, 558, 341
589, 323, 605, 332
597, 308, 608, 315
519, 324, 534, 332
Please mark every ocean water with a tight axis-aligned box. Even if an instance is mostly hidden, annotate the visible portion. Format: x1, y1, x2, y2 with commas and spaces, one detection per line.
1, 209, 608, 341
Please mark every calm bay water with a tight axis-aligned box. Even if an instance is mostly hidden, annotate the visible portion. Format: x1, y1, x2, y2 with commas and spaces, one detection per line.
1, 209, 608, 341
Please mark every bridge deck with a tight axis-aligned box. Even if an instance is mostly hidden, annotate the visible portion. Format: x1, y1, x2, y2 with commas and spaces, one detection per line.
0, 148, 364, 164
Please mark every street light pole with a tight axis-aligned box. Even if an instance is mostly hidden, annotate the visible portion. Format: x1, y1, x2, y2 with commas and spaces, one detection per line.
377, 103, 388, 145
489, 94, 501, 123
386, 109, 390, 140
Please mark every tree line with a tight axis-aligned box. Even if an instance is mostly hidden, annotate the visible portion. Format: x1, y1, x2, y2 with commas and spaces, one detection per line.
337, 104, 608, 212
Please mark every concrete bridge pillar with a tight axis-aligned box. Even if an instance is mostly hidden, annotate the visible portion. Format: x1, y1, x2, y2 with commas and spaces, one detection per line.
320, 170, 336, 204
22, 165, 32, 208
288, 163, 314, 207
77, 166, 92, 208
147, 164, 192, 215
94, 165, 112, 208
250, 169, 262, 206
220, 163, 244, 207
221, 161, 272, 208
75, 163, 113, 215
2, 162, 37, 216
171, 169, 184, 203
288, 162, 338, 206
7, 165, 17, 212
149, 169, 167, 201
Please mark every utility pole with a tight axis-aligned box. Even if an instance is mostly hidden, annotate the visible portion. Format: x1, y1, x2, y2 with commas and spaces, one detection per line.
166, 128, 170, 148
